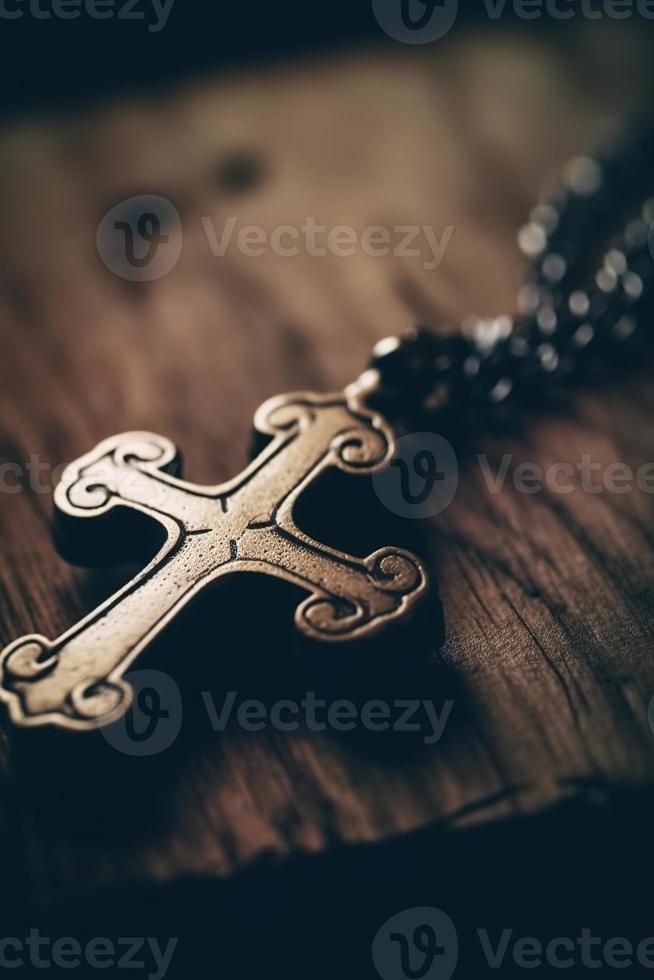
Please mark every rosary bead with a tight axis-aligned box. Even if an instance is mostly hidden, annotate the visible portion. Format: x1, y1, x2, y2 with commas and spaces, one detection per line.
370, 329, 437, 387
541, 253, 568, 284
563, 156, 603, 196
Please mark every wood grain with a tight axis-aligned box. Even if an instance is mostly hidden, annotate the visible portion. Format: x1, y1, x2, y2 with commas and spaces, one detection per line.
1, 25, 654, 911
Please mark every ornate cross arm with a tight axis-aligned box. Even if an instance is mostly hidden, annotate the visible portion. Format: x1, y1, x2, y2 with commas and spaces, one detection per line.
0, 539, 218, 729
53, 431, 220, 532
236, 525, 425, 642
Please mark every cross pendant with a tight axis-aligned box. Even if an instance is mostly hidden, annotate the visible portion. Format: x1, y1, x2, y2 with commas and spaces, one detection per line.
0, 389, 428, 731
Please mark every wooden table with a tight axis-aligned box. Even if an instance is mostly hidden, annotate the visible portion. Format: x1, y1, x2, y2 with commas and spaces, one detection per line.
1, 24, 653, 919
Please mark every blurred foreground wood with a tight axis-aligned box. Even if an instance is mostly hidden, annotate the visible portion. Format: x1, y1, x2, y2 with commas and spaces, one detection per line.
1, 26, 654, 910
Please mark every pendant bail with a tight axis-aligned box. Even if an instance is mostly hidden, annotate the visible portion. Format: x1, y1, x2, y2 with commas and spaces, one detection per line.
344, 367, 383, 407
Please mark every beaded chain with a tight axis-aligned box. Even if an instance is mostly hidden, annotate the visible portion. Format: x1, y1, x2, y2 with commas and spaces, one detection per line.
364, 117, 654, 429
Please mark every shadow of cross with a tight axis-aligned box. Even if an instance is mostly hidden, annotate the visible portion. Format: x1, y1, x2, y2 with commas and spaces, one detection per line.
0, 391, 428, 731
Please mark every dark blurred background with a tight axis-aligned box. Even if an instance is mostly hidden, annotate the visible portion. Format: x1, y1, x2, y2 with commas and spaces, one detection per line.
2, 1, 639, 119
8, 0, 407, 115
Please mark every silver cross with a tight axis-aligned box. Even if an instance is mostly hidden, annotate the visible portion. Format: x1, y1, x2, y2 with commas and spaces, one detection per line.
0, 390, 427, 730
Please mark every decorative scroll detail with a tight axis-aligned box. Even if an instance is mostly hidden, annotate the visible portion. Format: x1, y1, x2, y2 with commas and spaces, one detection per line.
0, 391, 428, 731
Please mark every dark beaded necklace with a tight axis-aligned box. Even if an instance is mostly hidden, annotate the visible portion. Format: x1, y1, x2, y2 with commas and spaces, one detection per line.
364, 116, 654, 431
